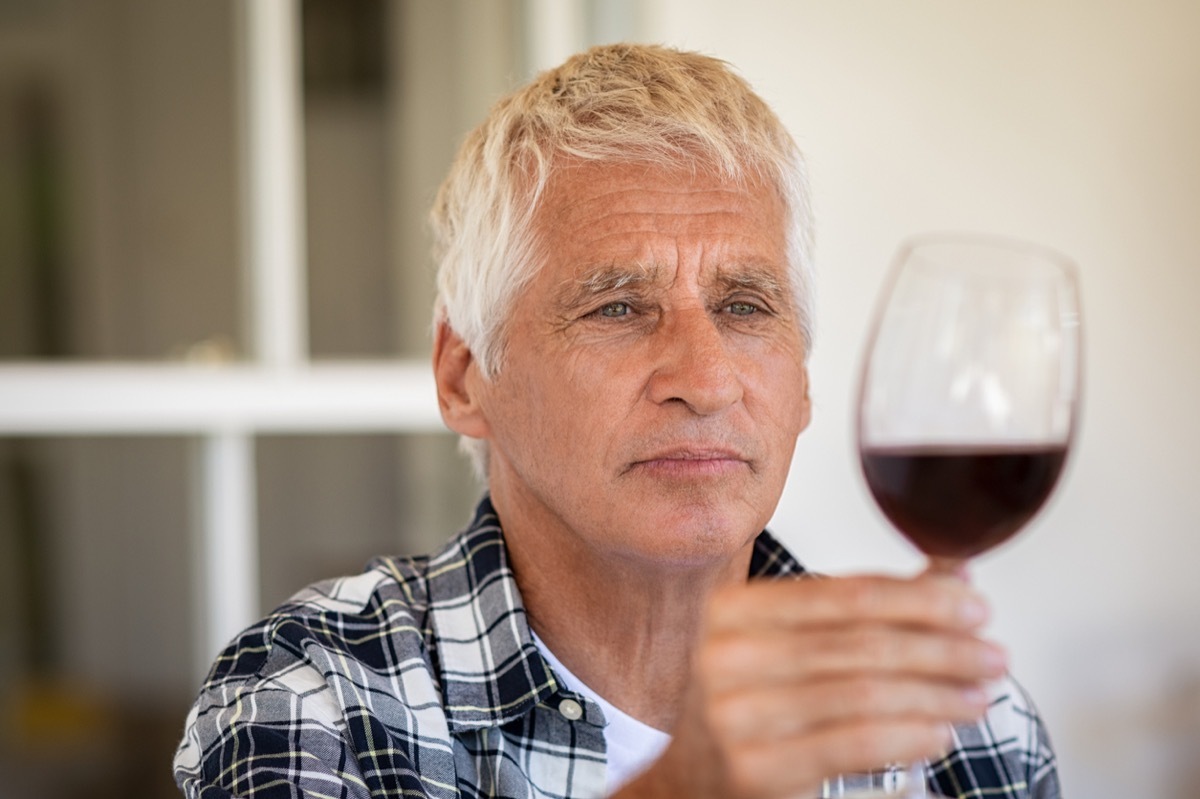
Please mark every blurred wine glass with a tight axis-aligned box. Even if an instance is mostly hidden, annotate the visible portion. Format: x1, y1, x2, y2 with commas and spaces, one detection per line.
834, 233, 1081, 798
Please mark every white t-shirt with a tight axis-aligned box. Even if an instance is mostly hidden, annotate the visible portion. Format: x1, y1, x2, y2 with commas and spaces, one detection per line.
532, 632, 672, 795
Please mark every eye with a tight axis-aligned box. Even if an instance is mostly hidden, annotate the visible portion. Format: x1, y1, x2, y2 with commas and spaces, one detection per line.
598, 301, 631, 318
727, 301, 760, 316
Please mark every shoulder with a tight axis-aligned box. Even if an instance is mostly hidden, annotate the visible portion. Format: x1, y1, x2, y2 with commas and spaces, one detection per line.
175, 500, 510, 796
175, 554, 450, 795
932, 674, 1061, 799
185, 554, 440, 727
204, 554, 436, 688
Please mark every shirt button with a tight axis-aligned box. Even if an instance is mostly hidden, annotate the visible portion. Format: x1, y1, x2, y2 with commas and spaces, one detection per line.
558, 698, 584, 721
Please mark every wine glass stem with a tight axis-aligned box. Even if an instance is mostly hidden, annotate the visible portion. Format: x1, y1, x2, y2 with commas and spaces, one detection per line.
926, 557, 967, 578
904, 761, 927, 797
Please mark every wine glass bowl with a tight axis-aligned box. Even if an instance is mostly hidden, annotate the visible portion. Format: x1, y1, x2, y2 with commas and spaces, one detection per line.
858, 234, 1081, 561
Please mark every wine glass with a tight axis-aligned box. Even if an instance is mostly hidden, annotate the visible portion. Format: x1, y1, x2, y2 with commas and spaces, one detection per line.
844, 233, 1081, 797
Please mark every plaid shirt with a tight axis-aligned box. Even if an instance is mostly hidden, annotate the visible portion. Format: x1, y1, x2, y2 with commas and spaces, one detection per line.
174, 496, 1061, 798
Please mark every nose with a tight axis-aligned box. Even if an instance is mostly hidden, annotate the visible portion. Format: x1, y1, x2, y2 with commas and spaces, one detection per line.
646, 307, 744, 414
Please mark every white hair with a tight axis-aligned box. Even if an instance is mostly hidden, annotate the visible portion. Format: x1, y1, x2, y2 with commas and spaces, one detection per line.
430, 43, 816, 477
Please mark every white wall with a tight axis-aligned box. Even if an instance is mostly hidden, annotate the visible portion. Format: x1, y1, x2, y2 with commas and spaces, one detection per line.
646, 3, 1200, 798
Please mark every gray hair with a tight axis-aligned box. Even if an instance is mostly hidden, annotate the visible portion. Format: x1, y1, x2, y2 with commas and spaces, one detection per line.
430, 43, 815, 476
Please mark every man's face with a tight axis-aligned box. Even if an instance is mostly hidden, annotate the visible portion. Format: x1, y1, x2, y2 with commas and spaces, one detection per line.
456, 161, 811, 569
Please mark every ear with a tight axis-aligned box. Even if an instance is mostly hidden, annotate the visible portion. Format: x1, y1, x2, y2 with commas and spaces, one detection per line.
432, 321, 491, 440
796, 365, 813, 434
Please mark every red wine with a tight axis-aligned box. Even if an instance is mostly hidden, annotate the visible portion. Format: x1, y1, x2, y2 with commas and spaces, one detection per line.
860, 445, 1067, 558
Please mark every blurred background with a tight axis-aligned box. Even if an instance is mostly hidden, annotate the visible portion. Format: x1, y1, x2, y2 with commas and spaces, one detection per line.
0, 1, 1195, 797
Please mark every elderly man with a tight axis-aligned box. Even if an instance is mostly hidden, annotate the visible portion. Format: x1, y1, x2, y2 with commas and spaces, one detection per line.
175, 45, 1060, 799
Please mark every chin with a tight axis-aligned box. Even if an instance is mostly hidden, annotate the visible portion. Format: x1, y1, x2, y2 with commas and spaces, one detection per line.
612, 507, 761, 570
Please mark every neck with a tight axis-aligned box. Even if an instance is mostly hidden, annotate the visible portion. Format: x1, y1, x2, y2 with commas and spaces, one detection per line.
496, 496, 755, 732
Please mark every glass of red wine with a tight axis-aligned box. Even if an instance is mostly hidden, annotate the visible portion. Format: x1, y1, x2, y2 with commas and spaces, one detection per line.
850, 233, 1081, 797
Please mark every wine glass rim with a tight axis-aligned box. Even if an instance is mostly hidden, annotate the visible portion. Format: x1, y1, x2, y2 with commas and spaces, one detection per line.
897, 231, 1078, 276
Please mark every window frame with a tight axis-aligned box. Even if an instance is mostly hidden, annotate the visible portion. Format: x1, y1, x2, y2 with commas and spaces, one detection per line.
0, 0, 610, 675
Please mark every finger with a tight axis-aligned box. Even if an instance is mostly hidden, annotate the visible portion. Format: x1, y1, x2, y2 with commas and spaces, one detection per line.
709, 676, 989, 744
702, 626, 1006, 692
728, 720, 953, 799
707, 575, 991, 635
796, 626, 1007, 682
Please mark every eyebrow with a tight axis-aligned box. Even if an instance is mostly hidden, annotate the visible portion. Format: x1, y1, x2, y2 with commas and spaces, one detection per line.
578, 263, 662, 293
557, 262, 663, 308
712, 266, 790, 306
557, 261, 793, 311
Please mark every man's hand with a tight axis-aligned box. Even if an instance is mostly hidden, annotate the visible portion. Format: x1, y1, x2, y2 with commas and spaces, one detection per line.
618, 574, 1003, 799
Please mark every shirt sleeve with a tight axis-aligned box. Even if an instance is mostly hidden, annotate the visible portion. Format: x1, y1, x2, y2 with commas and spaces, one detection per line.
174, 675, 378, 799
1026, 692, 1061, 799
174, 662, 444, 799
929, 674, 1062, 799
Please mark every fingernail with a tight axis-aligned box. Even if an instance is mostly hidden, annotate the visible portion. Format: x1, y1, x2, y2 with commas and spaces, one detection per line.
958, 595, 989, 626
982, 643, 1008, 673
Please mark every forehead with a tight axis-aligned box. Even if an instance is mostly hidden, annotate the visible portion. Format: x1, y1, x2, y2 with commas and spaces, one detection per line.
532, 161, 788, 276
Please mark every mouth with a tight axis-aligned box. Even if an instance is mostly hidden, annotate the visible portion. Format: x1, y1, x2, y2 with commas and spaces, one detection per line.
628, 446, 752, 478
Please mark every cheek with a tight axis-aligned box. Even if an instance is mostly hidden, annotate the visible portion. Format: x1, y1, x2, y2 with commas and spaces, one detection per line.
491, 354, 609, 462
560, 344, 644, 403
478, 365, 545, 455
555, 354, 627, 437
747, 352, 810, 435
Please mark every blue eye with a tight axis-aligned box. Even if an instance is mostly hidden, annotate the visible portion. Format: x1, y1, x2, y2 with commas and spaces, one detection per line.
727, 301, 758, 316
599, 302, 631, 318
